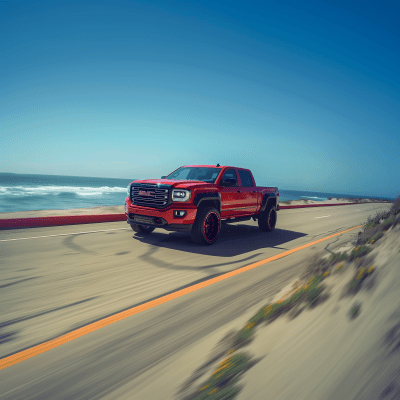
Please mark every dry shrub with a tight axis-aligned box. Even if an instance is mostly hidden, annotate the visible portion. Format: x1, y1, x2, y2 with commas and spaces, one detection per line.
329, 252, 349, 262
390, 195, 400, 216
356, 207, 397, 245
358, 225, 380, 245
355, 254, 375, 270
349, 245, 371, 261
306, 255, 329, 276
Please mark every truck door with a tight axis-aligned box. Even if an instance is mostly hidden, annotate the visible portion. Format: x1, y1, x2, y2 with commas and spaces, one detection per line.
219, 168, 242, 218
238, 169, 258, 214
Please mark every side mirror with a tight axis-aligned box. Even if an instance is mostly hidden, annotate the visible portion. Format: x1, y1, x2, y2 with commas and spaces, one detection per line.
221, 178, 236, 186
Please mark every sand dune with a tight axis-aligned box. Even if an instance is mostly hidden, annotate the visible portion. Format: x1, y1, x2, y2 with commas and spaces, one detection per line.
237, 222, 400, 400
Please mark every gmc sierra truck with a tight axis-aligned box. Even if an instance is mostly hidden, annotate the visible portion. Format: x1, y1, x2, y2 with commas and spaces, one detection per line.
125, 165, 279, 245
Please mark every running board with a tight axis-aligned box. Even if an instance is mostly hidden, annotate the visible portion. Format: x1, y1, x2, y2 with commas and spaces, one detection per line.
222, 216, 253, 223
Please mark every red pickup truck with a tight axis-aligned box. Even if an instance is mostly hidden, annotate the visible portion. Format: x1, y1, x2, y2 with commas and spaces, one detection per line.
125, 165, 279, 245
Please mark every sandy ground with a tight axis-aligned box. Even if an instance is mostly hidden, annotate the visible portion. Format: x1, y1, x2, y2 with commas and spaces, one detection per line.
280, 198, 382, 206
235, 223, 400, 400
0, 198, 388, 219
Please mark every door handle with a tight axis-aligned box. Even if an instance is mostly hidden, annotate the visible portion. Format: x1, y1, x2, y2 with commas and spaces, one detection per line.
237, 190, 242, 193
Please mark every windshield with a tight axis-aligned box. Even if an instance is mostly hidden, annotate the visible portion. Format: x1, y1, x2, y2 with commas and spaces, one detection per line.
166, 167, 221, 183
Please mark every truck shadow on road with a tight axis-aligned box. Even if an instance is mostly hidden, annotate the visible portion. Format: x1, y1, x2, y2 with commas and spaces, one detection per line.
132, 223, 307, 257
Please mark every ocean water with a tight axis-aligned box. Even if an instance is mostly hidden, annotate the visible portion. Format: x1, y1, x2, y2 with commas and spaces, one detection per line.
0, 173, 133, 213
0, 173, 388, 213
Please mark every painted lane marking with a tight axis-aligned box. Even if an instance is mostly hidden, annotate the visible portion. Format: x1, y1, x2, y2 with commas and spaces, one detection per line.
314, 215, 331, 219
0, 228, 130, 242
0, 224, 362, 370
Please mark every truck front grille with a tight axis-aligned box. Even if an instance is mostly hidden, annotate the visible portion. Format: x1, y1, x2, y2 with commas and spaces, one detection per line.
130, 184, 171, 208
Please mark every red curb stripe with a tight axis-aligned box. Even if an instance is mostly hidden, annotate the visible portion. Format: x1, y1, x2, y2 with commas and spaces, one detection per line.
0, 214, 126, 229
0, 203, 360, 230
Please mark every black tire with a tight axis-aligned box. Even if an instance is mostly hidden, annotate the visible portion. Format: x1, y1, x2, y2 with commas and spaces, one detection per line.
130, 224, 155, 234
258, 204, 277, 232
191, 207, 221, 245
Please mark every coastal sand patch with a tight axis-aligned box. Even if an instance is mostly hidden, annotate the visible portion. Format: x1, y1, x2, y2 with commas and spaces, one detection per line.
280, 198, 363, 207
237, 225, 400, 400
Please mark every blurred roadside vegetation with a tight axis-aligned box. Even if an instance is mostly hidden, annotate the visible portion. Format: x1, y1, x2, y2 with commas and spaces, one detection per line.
355, 195, 400, 246
190, 195, 400, 400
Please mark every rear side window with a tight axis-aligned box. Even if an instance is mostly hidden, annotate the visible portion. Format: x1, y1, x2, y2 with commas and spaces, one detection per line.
221, 169, 238, 186
238, 170, 254, 187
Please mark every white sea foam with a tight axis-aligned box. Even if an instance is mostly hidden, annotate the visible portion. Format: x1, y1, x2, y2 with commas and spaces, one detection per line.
300, 196, 327, 201
0, 186, 126, 197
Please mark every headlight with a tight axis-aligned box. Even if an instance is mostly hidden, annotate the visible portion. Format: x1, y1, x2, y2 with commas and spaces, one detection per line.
172, 189, 191, 202
127, 184, 131, 196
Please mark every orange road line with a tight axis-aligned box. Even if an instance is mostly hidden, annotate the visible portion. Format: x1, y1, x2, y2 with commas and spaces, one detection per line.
0, 225, 362, 370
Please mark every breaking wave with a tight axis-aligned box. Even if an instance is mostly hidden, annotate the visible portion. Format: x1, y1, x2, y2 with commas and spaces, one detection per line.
300, 195, 327, 201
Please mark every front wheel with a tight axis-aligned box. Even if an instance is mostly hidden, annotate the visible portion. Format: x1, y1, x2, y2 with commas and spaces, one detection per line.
130, 224, 155, 234
191, 207, 221, 245
258, 205, 277, 232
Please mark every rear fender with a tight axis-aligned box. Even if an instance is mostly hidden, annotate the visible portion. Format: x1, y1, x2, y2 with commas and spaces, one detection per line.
260, 193, 277, 212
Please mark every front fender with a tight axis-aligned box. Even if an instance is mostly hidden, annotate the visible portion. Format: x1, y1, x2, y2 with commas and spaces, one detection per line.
193, 192, 221, 212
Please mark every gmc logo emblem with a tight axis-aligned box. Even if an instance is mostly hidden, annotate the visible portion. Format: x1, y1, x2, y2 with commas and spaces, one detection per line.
139, 190, 154, 196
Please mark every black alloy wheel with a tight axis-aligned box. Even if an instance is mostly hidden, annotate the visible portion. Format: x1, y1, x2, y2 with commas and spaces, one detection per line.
191, 207, 221, 244
258, 204, 277, 232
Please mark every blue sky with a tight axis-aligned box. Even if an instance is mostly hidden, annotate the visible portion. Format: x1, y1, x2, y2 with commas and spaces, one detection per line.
1, 0, 399, 198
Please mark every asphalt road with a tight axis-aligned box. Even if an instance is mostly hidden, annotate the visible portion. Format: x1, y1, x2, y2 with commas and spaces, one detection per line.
0, 202, 391, 399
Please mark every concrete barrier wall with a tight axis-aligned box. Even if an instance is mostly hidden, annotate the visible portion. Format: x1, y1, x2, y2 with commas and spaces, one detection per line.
0, 203, 358, 230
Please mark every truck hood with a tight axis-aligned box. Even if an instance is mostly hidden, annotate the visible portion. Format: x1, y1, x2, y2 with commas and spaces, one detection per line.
132, 179, 215, 189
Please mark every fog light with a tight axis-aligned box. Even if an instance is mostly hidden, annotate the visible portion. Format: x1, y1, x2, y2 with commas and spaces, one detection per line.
173, 210, 187, 218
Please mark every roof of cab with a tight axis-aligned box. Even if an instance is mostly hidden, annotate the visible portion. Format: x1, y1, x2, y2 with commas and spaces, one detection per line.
182, 165, 234, 169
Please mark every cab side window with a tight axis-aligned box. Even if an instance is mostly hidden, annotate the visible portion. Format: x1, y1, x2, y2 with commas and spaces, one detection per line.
221, 169, 238, 186
238, 169, 254, 187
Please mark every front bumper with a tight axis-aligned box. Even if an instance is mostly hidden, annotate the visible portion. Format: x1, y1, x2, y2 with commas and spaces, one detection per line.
125, 197, 196, 232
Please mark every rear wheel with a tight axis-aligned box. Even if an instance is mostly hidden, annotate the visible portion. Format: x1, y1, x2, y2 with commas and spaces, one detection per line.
258, 204, 277, 232
130, 224, 155, 234
191, 207, 221, 244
